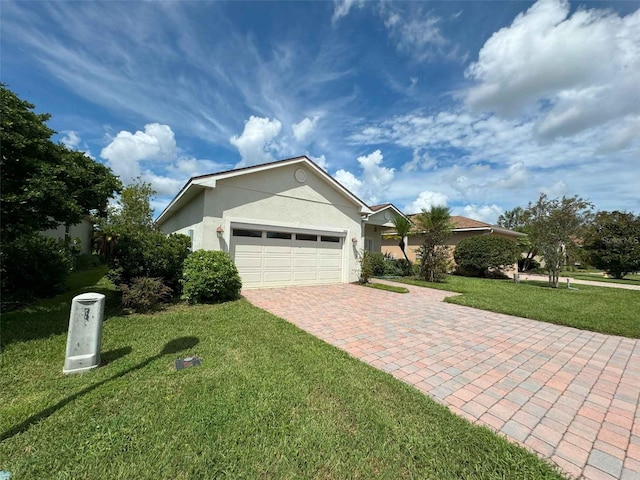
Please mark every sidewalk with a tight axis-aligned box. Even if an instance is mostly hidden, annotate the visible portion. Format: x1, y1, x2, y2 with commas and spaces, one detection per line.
518, 273, 640, 291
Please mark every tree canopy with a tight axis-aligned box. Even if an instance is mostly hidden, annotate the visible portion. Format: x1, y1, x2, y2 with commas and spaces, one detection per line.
527, 194, 592, 288
584, 211, 640, 279
0, 85, 121, 243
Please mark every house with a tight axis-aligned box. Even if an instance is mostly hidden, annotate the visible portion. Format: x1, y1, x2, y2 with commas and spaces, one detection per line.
41, 218, 93, 254
382, 215, 526, 265
157, 156, 401, 288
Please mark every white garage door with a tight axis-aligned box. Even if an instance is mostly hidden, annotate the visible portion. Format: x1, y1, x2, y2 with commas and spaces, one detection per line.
231, 227, 344, 288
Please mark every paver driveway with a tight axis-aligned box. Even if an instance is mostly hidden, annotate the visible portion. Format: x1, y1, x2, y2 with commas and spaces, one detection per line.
243, 283, 640, 480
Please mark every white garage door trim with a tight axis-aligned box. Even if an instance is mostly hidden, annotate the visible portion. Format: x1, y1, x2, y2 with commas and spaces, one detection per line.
230, 224, 345, 288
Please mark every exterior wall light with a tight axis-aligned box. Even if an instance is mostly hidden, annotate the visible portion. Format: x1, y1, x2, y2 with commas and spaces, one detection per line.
351, 236, 358, 244
216, 226, 224, 238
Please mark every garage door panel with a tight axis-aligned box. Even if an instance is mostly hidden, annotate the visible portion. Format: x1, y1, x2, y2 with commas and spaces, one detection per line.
293, 271, 319, 281
264, 245, 293, 254
319, 257, 341, 268
264, 257, 293, 268
294, 257, 318, 268
235, 243, 263, 253
234, 256, 263, 268
263, 271, 293, 283
318, 270, 341, 280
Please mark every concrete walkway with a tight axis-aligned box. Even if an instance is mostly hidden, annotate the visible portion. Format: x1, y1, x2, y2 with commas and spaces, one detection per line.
519, 273, 640, 291
243, 283, 640, 480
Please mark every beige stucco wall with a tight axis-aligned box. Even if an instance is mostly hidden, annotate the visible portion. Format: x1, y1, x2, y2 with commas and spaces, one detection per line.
158, 190, 205, 250
161, 163, 364, 283
41, 220, 93, 254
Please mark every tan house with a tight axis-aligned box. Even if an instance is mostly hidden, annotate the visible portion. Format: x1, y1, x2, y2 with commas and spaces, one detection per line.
382, 215, 525, 264
156, 156, 400, 289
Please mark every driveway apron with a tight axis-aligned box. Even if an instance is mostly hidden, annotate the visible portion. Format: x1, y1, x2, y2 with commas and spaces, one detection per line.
243, 283, 640, 480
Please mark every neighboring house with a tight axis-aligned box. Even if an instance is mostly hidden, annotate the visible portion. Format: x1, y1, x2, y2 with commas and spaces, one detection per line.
41, 218, 93, 254
382, 215, 526, 266
157, 156, 400, 289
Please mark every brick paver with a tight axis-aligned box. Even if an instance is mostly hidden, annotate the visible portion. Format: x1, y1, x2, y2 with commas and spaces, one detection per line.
243, 282, 640, 480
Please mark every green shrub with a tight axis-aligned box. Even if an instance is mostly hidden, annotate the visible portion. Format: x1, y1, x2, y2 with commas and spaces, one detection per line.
454, 236, 520, 277
368, 252, 386, 276
1, 234, 71, 302
74, 254, 103, 271
383, 258, 406, 277
181, 250, 242, 304
120, 276, 173, 313
109, 231, 191, 292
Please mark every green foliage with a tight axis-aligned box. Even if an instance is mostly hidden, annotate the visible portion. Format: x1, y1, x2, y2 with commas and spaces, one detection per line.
181, 250, 242, 303
357, 251, 385, 282
74, 254, 104, 271
391, 214, 413, 270
0, 85, 121, 244
584, 211, 640, 279
97, 179, 156, 237
108, 232, 191, 292
527, 194, 592, 288
1, 234, 71, 302
414, 206, 453, 282
454, 236, 521, 277
120, 277, 173, 313
383, 258, 407, 276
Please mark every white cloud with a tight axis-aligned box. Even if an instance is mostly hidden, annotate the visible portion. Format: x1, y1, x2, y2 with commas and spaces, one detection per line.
334, 150, 395, 204
100, 123, 177, 183
61, 130, 81, 149
382, 8, 446, 60
307, 153, 329, 171
292, 117, 317, 142
230, 116, 283, 168
457, 204, 503, 224
465, 0, 640, 139
332, 0, 357, 24
334, 169, 363, 197
402, 149, 437, 172
404, 191, 448, 214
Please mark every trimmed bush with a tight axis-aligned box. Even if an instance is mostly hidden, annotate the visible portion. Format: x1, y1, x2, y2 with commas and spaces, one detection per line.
108, 231, 191, 292
383, 258, 406, 277
121, 276, 173, 313
454, 235, 520, 277
358, 251, 385, 283
181, 250, 242, 304
1, 234, 71, 302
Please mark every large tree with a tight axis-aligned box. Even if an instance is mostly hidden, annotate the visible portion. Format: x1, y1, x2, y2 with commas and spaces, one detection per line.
527, 194, 592, 288
583, 211, 640, 279
0, 85, 121, 243
414, 206, 453, 282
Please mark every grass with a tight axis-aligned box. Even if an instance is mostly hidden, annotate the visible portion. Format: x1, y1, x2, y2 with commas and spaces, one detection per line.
358, 282, 409, 293
0, 270, 564, 479
394, 275, 640, 339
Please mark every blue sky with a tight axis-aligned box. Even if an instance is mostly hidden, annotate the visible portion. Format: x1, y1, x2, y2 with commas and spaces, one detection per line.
2, 0, 639, 222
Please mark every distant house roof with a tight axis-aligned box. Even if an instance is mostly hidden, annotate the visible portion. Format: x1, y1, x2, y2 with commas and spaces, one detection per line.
400, 214, 526, 237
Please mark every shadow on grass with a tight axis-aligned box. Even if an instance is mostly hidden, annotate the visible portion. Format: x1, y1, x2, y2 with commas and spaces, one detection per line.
0, 267, 124, 348
0, 336, 198, 442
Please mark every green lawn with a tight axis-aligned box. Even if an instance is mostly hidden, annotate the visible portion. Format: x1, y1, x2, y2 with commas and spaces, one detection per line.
394, 275, 640, 339
358, 282, 409, 294
0, 270, 564, 479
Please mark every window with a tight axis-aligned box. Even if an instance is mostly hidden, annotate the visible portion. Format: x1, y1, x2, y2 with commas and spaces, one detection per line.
232, 229, 262, 238
296, 233, 318, 241
320, 235, 340, 243
266, 231, 292, 240
364, 238, 373, 252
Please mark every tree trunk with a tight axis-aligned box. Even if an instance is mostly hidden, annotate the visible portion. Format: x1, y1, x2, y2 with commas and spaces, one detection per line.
398, 236, 412, 274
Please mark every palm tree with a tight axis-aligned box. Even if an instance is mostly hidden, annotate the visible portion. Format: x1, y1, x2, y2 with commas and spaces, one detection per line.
413, 206, 453, 282
392, 214, 413, 274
